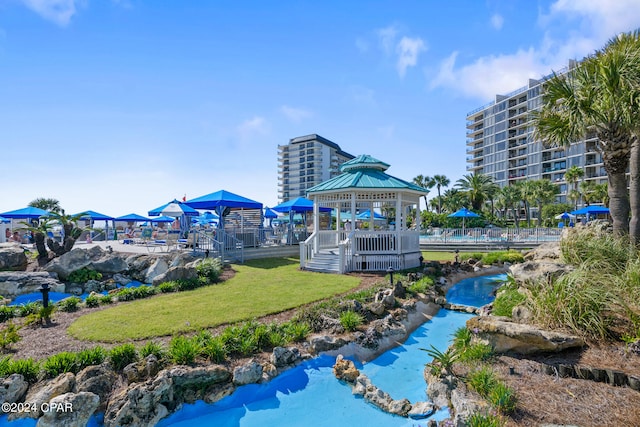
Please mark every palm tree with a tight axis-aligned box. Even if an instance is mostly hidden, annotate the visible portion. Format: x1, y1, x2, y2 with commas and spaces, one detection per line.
499, 185, 521, 225
440, 188, 466, 214
28, 198, 61, 213
564, 165, 585, 210
594, 183, 609, 207
533, 30, 640, 237
531, 180, 560, 226
432, 175, 450, 214
581, 180, 597, 206
413, 175, 434, 211
515, 180, 536, 227
455, 173, 494, 211
485, 181, 501, 217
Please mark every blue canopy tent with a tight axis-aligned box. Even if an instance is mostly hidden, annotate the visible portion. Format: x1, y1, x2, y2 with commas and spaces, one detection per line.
115, 213, 150, 222
272, 197, 332, 244
75, 210, 115, 241
150, 216, 176, 223
185, 190, 263, 230
192, 211, 219, 227
263, 207, 279, 228
571, 205, 610, 222
0, 216, 9, 223
149, 200, 199, 237
0, 207, 49, 220
447, 207, 480, 234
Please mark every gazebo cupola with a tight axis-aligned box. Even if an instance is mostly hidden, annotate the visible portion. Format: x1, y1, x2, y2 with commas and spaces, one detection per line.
301, 154, 428, 273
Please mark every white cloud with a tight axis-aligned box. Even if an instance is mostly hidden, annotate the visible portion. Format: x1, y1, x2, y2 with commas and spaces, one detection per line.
490, 14, 504, 30
377, 25, 398, 55
20, 0, 79, 26
280, 105, 312, 122
237, 116, 270, 140
430, 0, 640, 101
396, 36, 427, 78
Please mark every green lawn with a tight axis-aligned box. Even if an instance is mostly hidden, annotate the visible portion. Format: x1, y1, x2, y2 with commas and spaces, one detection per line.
421, 251, 484, 262
68, 258, 362, 342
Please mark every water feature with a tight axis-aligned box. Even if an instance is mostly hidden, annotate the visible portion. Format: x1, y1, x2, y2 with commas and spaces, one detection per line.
0, 273, 506, 427
8, 281, 148, 306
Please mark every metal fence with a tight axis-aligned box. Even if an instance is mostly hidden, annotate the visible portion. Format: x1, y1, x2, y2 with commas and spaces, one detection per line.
420, 227, 562, 245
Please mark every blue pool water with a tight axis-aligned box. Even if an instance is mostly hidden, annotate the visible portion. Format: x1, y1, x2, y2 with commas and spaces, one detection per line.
0, 273, 504, 427
9, 281, 148, 306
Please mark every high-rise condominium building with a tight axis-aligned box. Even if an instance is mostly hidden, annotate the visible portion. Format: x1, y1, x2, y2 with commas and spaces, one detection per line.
465, 61, 607, 205
277, 134, 355, 203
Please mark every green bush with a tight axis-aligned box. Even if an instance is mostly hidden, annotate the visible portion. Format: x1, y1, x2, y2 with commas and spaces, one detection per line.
460, 343, 494, 363
467, 366, 498, 397
140, 341, 166, 360
482, 250, 524, 265
201, 336, 227, 363
17, 302, 41, 317
68, 267, 102, 283
339, 310, 363, 332
58, 297, 81, 312
283, 321, 310, 343
560, 227, 631, 272
131, 285, 157, 299
109, 343, 138, 371
76, 347, 107, 370
84, 294, 100, 308
158, 282, 177, 293
423, 345, 459, 377
407, 276, 435, 295
489, 382, 517, 414
467, 412, 505, 427
237, 335, 258, 356
492, 277, 526, 317
99, 294, 113, 305
114, 288, 135, 302
0, 305, 16, 322
3, 358, 40, 383
169, 336, 201, 365
196, 258, 222, 283
43, 352, 78, 378
452, 327, 472, 351
0, 322, 21, 350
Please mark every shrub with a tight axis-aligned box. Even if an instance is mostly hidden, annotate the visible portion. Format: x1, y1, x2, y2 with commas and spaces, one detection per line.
0, 305, 16, 322
452, 327, 472, 351
99, 294, 113, 305
492, 276, 526, 317
131, 285, 157, 299
560, 227, 630, 272
58, 296, 81, 312
482, 250, 524, 265
43, 352, 78, 378
489, 382, 517, 414
460, 343, 494, 363
68, 267, 102, 283
201, 337, 227, 363
140, 341, 166, 360
339, 310, 363, 332
196, 258, 222, 283
423, 345, 459, 377
170, 336, 200, 365
109, 343, 138, 371
237, 335, 258, 357
407, 276, 435, 295
467, 366, 498, 397
175, 278, 206, 292
5, 358, 40, 383
0, 322, 21, 350
114, 288, 135, 302
158, 281, 177, 293
467, 412, 505, 427
84, 294, 100, 308
76, 347, 107, 370
17, 302, 41, 317
283, 321, 310, 343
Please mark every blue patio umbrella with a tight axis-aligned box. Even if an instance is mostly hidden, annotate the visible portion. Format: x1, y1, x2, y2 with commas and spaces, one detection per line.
0, 216, 10, 223
185, 190, 262, 229
264, 207, 279, 218
150, 215, 176, 223
571, 205, 610, 215
356, 210, 386, 220
74, 210, 115, 241
0, 207, 49, 219
448, 207, 480, 233
271, 197, 331, 213
114, 213, 150, 223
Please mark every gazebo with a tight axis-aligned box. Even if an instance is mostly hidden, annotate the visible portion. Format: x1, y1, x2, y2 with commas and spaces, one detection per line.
301, 154, 428, 273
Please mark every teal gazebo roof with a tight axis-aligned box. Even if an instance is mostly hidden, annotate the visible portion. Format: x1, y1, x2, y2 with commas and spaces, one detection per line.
307, 154, 427, 194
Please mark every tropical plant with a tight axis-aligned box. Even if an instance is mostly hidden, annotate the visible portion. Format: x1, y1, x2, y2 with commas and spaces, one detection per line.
432, 174, 450, 214
498, 185, 521, 226
533, 30, 640, 240
170, 336, 201, 365
531, 179, 560, 226
84, 294, 100, 308
455, 173, 495, 211
580, 179, 598, 206
68, 267, 102, 283
413, 174, 434, 210
28, 197, 61, 213
109, 343, 138, 371
467, 412, 505, 427
0, 322, 21, 350
76, 346, 107, 369
339, 310, 363, 332
564, 165, 585, 210
422, 345, 459, 377
514, 180, 536, 227
1, 358, 40, 383
440, 188, 466, 214
195, 258, 223, 283
42, 352, 78, 378
58, 296, 81, 312
140, 341, 166, 360
44, 211, 89, 256
489, 382, 517, 414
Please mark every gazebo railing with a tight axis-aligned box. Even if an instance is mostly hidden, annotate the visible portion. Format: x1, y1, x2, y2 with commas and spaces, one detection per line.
300, 232, 315, 269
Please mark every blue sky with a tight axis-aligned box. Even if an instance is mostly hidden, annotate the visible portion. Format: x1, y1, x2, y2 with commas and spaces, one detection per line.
2, 0, 640, 217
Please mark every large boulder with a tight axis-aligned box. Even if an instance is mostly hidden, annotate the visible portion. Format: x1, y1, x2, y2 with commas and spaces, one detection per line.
16, 372, 75, 419
144, 258, 170, 284
75, 364, 117, 410
523, 242, 561, 262
0, 245, 28, 271
0, 374, 28, 405
151, 265, 197, 287
0, 272, 65, 298
450, 384, 491, 427
36, 392, 100, 427
45, 247, 128, 280
467, 316, 585, 354
270, 347, 301, 368
232, 360, 263, 385
509, 261, 573, 285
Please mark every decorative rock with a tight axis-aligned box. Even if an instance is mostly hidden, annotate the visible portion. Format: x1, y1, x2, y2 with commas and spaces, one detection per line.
83, 279, 103, 294
511, 304, 533, 323
407, 401, 435, 419
367, 302, 386, 316
45, 247, 128, 280
523, 242, 561, 261
233, 360, 263, 385
509, 261, 573, 285
628, 375, 640, 391
451, 385, 490, 427
467, 316, 585, 354
36, 392, 99, 427
0, 374, 28, 405
332, 355, 359, 383
0, 245, 28, 271
393, 281, 405, 298
151, 265, 197, 287
144, 258, 170, 284
261, 363, 278, 381
167, 365, 231, 389
19, 372, 76, 418
424, 368, 456, 408
0, 272, 64, 298
270, 346, 301, 367
75, 364, 117, 411
375, 289, 396, 308
308, 336, 348, 354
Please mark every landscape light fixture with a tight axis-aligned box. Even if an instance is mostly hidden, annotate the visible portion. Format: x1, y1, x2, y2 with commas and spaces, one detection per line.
386, 266, 394, 287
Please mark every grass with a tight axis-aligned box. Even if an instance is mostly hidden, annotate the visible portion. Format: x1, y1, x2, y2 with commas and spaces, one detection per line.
68, 257, 361, 342
421, 251, 484, 262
